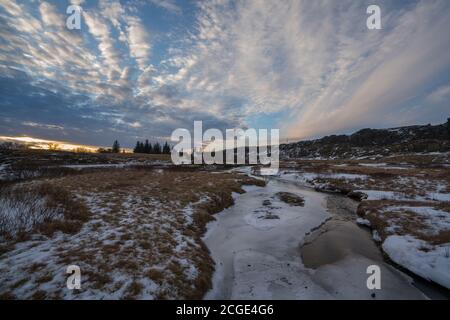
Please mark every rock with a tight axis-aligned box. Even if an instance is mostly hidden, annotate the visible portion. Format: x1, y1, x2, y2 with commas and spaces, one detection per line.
264, 214, 280, 220
347, 191, 368, 201
276, 192, 305, 206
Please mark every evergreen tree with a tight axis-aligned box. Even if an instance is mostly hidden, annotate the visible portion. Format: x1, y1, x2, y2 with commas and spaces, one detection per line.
112, 140, 120, 153
133, 141, 140, 153
148, 142, 153, 154
162, 141, 171, 154
144, 139, 152, 154
153, 142, 161, 154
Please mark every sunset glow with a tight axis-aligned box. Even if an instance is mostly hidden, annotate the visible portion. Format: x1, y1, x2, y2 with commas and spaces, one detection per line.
0, 135, 100, 152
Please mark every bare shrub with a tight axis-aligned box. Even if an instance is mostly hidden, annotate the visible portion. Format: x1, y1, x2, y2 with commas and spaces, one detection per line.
0, 182, 89, 241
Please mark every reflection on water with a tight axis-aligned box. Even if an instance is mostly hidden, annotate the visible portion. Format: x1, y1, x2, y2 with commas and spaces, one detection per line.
301, 193, 450, 300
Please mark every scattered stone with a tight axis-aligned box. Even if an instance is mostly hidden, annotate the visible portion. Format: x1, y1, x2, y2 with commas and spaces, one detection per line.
262, 199, 272, 206
356, 217, 371, 227
264, 214, 280, 220
347, 191, 368, 201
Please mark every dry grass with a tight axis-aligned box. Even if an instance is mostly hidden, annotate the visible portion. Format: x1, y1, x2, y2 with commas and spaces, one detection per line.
279, 155, 450, 198
0, 181, 90, 242
357, 200, 450, 245
0, 166, 264, 300
279, 156, 450, 253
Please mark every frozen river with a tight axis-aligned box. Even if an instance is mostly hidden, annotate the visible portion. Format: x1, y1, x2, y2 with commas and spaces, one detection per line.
203, 178, 427, 299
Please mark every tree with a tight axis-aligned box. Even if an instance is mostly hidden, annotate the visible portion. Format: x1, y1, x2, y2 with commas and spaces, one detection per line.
112, 140, 120, 153
137, 141, 144, 153
162, 141, 171, 154
153, 142, 161, 154
48, 143, 60, 151
74, 147, 91, 153
133, 141, 141, 153
144, 139, 152, 154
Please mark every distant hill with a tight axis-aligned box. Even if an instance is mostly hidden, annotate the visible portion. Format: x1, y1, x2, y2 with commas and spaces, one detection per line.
280, 118, 450, 159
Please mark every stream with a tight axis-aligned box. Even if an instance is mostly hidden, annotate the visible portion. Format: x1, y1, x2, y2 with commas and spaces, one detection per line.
203, 177, 444, 299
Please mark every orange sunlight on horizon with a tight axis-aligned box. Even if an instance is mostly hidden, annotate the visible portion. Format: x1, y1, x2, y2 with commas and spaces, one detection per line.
0, 135, 102, 152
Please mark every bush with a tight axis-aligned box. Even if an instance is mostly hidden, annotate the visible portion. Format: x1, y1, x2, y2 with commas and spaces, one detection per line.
0, 182, 89, 241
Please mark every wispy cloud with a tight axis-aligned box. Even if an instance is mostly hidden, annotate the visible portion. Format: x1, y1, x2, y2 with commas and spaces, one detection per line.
427, 84, 450, 103
0, 0, 449, 147
148, 0, 182, 15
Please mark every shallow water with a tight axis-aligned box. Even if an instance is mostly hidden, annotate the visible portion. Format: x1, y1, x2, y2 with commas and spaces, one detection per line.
301, 194, 383, 268
302, 193, 450, 300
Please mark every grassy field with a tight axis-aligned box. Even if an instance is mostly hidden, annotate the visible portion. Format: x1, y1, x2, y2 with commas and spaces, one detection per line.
0, 150, 264, 299
1, 149, 449, 297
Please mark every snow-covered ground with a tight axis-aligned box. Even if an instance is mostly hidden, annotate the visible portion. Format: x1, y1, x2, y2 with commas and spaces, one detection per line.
355, 189, 450, 202
359, 204, 450, 289
277, 171, 368, 187
0, 169, 264, 299
0, 190, 204, 299
0, 189, 64, 239
358, 163, 412, 170
383, 236, 450, 290
276, 167, 450, 203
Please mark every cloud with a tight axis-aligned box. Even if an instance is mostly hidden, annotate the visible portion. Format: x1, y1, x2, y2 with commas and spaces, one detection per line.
39, 2, 62, 27
148, 0, 182, 15
155, 0, 450, 139
125, 15, 151, 70
84, 10, 123, 77
99, 0, 124, 28
283, 0, 450, 138
427, 84, 450, 103
1, 0, 450, 147
22, 121, 64, 130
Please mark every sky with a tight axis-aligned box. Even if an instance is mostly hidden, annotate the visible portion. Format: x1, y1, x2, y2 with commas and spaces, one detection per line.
0, 0, 449, 148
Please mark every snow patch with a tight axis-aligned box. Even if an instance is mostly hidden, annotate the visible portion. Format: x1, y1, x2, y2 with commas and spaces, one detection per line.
382, 235, 450, 289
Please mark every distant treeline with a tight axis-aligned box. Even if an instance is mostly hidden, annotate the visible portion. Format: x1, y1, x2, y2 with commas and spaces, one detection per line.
134, 140, 171, 154
97, 140, 123, 153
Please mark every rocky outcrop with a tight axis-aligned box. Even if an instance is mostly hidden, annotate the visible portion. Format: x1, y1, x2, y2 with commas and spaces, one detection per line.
280, 119, 450, 159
